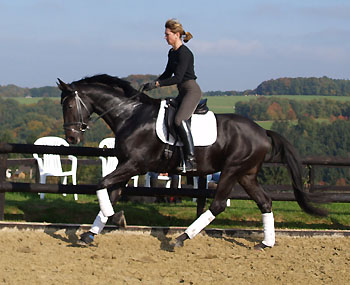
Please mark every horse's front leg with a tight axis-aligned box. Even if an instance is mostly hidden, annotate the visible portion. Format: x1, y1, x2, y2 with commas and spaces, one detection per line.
79, 182, 127, 245
91, 184, 127, 229
175, 169, 236, 247
79, 163, 139, 245
95, 161, 140, 218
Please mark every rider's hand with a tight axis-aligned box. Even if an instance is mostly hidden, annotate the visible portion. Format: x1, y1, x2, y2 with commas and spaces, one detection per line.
141, 81, 158, 92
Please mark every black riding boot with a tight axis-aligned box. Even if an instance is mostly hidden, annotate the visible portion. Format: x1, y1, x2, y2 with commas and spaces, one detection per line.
176, 120, 197, 172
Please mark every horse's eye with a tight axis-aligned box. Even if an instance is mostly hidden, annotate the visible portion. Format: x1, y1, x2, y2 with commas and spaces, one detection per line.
68, 105, 73, 109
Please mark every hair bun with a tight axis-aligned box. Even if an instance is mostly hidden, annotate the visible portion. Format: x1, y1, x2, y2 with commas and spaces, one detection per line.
183, 31, 193, 43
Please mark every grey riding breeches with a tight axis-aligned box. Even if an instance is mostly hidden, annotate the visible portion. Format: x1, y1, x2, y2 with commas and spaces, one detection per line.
175, 80, 202, 126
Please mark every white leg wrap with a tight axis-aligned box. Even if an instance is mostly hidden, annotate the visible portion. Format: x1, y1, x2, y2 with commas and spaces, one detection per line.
90, 211, 108, 235
262, 212, 275, 247
96, 188, 115, 217
185, 210, 215, 239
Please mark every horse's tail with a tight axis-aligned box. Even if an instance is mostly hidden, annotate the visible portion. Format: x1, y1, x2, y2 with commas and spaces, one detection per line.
265, 130, 328, 217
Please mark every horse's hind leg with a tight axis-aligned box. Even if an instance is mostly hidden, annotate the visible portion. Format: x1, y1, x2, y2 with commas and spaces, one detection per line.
175, 169, 237, 247
238, 173, 275, 249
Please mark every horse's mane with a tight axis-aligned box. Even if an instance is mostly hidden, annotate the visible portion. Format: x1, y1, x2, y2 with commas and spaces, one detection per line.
74, 74, 138, 97
73, 74, 159, 105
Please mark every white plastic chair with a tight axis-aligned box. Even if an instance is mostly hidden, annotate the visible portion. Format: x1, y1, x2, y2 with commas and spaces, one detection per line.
99, 138, 138, 186
33, 136, 78, 200
201, 173, 230, 206
145, 172, 181, 188
192, 173, 230, 206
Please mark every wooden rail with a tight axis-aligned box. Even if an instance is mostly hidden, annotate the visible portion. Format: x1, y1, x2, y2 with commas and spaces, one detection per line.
1, 142, 350, 220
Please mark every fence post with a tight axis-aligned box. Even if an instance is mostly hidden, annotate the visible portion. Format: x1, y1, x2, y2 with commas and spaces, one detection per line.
308, 165, 315, 193
0, 154, 7, 220
196, 176, 207, 217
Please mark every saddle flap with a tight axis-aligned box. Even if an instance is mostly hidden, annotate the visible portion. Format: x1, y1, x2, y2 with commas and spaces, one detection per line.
164, 98, 178, 140
194, 98, 209, 114
157, 100, 217, 147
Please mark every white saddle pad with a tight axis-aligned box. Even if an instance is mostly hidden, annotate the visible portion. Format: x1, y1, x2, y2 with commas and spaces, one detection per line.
156, 100, 217, 146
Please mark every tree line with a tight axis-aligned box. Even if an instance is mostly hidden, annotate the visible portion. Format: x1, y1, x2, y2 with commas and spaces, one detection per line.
0, 74, 177, 98
0, 84, 61, 98
260, 117, 350, 186
2, 76, 350, 98
0, 97, 113, 145
256, 76, 350, 96
235, 97, 350, 121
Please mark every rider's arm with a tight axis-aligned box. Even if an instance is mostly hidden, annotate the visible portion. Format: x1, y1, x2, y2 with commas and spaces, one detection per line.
158, 47, 191, 87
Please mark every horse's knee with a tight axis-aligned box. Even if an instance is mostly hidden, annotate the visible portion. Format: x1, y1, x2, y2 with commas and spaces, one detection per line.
257, 200, 272, 213
97, 178, 109, 189
209, 200, 227, 216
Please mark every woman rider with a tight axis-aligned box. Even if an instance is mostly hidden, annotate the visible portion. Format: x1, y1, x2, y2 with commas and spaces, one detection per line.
142, 19, 202, 172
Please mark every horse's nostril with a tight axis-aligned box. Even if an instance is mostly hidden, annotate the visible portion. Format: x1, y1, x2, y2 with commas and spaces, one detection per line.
67, 136, 75, 144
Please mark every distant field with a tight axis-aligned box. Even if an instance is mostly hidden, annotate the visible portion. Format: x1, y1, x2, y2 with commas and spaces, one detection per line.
4, 97, 60, 104
255, 120, 274, 129
6, 94, 350, 107
205, 95, 350, 114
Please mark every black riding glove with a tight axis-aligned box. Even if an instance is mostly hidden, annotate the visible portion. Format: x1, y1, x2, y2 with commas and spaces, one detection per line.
142, 81, 157, 92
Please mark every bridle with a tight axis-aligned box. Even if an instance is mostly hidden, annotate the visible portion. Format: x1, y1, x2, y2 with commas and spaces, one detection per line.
62, 90, 119, 134
61, 82, 146, 134
62, 91, 91, 133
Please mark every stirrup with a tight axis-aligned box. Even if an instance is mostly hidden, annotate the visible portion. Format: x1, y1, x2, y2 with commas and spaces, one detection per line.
176, 158, 197, 173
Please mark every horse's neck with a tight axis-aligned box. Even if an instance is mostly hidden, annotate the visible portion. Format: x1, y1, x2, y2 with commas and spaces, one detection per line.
90, 93, 158, 133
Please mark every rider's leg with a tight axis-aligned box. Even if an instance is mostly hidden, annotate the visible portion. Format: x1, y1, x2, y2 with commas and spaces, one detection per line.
175, 120, 197, 172
175, 80, 202, 172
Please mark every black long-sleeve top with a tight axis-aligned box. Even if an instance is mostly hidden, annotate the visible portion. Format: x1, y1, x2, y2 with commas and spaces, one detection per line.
158, 45, 197, 87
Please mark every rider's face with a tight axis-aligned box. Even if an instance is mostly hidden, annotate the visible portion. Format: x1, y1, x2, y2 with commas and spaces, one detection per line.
164, 28, 178, 47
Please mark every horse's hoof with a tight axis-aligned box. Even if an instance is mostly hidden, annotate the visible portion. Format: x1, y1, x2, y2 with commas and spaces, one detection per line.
174, 238, 184, 248
112, 210, 127, 228
254, 242, 272, 251
78, 231, 95, 246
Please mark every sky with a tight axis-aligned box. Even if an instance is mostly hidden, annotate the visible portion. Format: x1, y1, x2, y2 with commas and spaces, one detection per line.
1, 0, 350, 92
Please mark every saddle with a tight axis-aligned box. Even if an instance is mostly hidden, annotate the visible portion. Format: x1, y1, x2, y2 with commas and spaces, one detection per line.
155, 99, 217, 149
164, 98, 209, 140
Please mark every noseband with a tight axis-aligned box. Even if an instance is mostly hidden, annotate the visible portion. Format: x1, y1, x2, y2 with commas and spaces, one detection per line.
62, 91, 90, 134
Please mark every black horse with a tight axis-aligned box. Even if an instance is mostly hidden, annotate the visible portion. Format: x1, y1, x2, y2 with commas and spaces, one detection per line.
58, 74, 327, 249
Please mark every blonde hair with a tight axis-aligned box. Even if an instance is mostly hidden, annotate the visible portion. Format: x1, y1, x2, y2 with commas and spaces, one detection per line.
165, 18, 193, 43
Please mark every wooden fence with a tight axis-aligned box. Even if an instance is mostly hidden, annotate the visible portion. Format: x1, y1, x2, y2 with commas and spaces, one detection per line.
1, 142, 350, 220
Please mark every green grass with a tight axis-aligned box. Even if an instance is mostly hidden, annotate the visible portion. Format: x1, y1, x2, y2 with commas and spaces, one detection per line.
3, 192, 350, 230
8, 94, 350, 109
205, 95, 350, 114
255, 121, 274, 129
4, 97, 60, 104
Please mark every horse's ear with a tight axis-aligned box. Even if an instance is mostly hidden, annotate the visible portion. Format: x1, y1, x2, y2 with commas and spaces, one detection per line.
57, 78, 73, 92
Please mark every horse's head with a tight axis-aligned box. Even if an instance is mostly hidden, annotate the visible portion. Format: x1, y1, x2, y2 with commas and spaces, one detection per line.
57, 78, 92, 144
